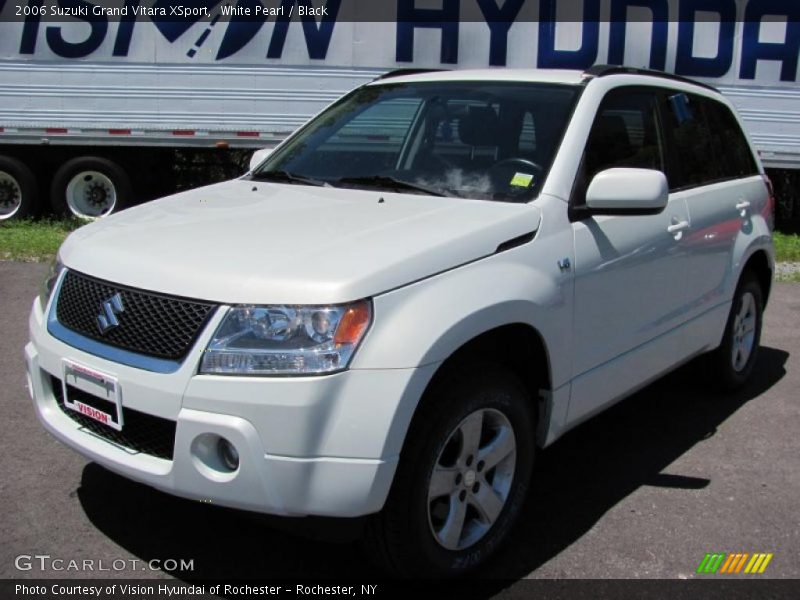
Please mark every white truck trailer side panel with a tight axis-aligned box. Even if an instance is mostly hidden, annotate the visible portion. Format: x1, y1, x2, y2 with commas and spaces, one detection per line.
1, 1, 798, 164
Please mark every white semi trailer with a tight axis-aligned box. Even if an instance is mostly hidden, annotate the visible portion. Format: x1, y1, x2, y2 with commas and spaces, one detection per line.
1, 0, 798, 221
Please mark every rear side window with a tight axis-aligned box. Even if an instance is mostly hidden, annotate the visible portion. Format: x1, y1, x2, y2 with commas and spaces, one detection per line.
584, 88, 665, 181
661, 93, 717, 188
662, 93, 757, 190
704, 100, 759, 179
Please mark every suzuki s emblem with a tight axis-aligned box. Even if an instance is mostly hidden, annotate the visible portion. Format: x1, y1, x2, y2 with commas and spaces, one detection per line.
97, 293, 124, 333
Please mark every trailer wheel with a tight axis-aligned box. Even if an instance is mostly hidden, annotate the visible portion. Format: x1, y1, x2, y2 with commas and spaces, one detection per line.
51, 157, 132, 219
0, 156, 37, 221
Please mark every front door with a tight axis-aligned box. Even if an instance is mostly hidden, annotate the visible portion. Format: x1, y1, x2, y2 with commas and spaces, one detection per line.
568, 86, 692, 423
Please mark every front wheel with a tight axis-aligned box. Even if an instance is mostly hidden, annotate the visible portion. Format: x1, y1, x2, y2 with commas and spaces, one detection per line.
363, 364, 534, 576
708, 273, 764, 391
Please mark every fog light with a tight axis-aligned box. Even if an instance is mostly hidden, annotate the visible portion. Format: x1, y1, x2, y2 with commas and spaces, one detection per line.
217, 438, 240, 471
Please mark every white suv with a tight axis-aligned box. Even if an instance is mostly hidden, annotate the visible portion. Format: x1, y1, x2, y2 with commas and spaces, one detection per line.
26, 66, 774, 576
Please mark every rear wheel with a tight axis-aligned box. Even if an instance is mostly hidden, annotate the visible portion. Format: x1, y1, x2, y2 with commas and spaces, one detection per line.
51, 157, 132, 219
363, 364, 534, 576
708, 273, 764, 391
0, 156, 37, 221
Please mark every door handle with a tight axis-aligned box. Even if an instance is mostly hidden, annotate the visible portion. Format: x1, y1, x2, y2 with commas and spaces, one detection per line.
735, 200, 751, 217
667, 220, 690, 234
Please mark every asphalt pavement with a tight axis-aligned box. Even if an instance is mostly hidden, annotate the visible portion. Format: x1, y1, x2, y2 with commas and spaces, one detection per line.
1, 261, 798, 586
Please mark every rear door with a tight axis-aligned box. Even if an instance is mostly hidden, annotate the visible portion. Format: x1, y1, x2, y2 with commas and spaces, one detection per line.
660, 93, 764, 338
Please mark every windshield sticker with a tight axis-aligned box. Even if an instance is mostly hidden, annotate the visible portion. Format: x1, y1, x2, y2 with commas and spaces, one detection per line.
510, 172, 534, 187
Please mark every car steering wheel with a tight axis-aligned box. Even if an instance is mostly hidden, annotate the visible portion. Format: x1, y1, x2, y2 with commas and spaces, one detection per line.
488, 158, 544, 195
489, 158, 543, 178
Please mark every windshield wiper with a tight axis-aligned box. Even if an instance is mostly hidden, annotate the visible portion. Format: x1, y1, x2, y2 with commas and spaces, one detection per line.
251, 170, 329, 187
335, 175, 453, 197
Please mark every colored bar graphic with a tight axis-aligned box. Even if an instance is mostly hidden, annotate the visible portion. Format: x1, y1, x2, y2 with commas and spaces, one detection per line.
702, 552, 773, 574
720, 554, 736, 573
734, 553, 750, 573
720, 553, 750, 574
697, 553, 712, 573
746, 554, 762, 573
697, 553, 727, 573
758, 554, 773, 573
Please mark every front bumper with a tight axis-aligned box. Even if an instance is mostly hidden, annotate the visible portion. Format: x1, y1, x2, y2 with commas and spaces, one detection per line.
26, 297, 435, 517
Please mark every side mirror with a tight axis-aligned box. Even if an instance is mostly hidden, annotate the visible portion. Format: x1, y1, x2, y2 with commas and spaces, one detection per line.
249, 148, 273, 172
585, 168, 668, 215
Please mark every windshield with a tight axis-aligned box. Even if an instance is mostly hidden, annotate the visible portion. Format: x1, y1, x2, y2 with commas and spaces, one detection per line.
253, 81, 580, 201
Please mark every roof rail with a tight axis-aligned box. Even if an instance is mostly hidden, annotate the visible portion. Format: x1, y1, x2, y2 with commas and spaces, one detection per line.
373, 68, 448, 81
583, 65, 719, 93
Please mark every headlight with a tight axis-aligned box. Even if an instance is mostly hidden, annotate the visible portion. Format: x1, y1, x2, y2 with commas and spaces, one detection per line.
199, 300, 372, 375
40, 256, 64, 307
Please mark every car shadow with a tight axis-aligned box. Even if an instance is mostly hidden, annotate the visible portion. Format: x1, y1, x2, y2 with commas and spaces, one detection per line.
77, 346, 788, 586
479, 345, 789, 579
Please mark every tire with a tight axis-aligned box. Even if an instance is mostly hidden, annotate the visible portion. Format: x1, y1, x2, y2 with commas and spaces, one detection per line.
0, 155, 37, 221
708, 273, 764, 392
362, 363, 535, 577
50, 157, 132, 219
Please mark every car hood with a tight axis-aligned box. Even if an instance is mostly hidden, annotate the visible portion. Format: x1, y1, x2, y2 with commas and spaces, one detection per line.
60, 179, 542, 304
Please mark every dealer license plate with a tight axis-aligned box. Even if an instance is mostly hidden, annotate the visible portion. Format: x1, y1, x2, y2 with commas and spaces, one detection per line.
61, 360, 123, 431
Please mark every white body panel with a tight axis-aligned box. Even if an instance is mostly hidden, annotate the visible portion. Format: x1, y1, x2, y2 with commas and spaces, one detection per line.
585, 168, 668, 211
58, 179, 542, 305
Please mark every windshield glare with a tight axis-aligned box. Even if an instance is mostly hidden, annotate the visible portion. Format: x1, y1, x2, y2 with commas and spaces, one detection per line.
254, 81, 579, 201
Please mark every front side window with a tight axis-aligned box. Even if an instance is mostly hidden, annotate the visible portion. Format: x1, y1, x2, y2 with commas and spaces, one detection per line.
583, 87, 665, 181
253, 81, 580, 201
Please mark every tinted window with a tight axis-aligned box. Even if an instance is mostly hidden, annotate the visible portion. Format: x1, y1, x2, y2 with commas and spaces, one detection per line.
429, 99, 503, 169
704, 100, 759, 179
518, 111, 537, 154
256, 82, 580, 201
584, 88, 665, 181
302, 98, 423, 176
661, 93, 757, 190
